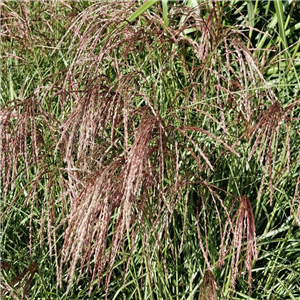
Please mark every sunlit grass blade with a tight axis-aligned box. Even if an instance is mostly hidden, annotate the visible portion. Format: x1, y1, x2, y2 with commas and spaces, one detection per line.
127, 0, 159, 22
274, 0, 288, 59
162, 0, 169, 27
247, 0, 255, 48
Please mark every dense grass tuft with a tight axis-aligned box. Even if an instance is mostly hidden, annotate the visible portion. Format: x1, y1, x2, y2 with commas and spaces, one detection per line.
1, 1, 300, 299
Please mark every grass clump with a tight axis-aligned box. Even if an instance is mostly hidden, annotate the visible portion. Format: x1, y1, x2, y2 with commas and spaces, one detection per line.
1, 1, 300, 299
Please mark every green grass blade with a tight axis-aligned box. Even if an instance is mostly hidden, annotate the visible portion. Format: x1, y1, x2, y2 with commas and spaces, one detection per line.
127, 0, 159, 23
162, 0, 169, 27
255, 3, 295, 59
274, 0, 288, 58
247, 0, 255, 48
247, 1, 254, 28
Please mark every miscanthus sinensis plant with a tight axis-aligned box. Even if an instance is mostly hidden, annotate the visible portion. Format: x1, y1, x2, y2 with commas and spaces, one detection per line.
1, 1, 300, 299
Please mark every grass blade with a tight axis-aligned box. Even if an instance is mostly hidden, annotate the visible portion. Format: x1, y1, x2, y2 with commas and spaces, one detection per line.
274, 0, 288, 59
127, 0, 159, 23
162, 0, 169, 27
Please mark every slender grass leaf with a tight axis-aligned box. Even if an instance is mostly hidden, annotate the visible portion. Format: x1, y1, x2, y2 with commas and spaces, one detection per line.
127, 0, 159, 23
162, 0, 169, 27
274, 0, 289, 59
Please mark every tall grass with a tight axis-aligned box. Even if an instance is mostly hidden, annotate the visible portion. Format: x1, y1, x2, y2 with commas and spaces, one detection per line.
1, 1, 300, 299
